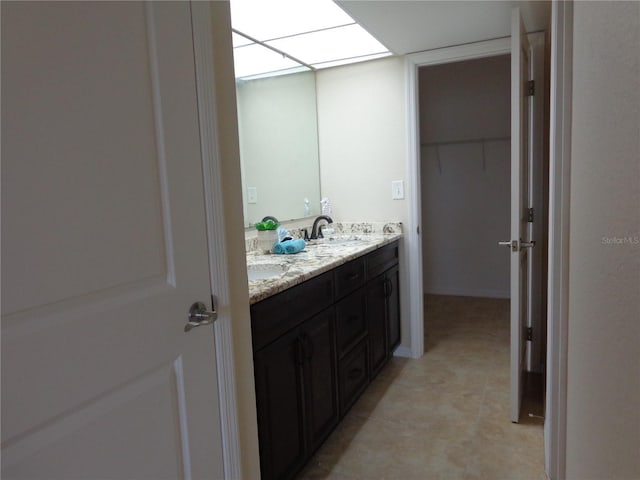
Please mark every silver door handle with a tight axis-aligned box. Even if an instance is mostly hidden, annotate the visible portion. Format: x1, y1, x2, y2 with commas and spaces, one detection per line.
184, 301, 217, 332
498, 240, 518, 252
498, 239, 536, 252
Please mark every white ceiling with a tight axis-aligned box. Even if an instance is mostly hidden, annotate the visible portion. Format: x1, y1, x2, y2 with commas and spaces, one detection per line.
336, 1, 551, 55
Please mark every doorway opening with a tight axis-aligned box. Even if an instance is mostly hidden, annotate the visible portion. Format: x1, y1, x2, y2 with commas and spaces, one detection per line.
416, 48, 548, 423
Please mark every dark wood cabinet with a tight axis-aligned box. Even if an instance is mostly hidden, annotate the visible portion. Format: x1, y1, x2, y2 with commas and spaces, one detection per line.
366, 274, 388, 378
301, 310, 339, 452
253, 326, 307, 480
387, 264, 401, 353
338, 338, 369, 415
251, 241, 400, 480
253, 308, 338, 480
335, 287, 367, 357
365, 244, 401, 380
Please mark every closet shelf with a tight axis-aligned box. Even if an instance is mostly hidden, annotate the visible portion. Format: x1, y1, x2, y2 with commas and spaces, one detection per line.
422, 136, 511, 174
421, 135, 510, 147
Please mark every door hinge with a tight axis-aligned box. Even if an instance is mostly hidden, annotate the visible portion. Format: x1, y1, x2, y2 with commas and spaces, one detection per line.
527, 80, 535, 96
527, 207, 534, 223
526, 327, 533, 341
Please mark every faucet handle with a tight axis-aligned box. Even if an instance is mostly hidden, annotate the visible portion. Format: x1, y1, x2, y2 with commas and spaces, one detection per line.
302, 228, 310, 241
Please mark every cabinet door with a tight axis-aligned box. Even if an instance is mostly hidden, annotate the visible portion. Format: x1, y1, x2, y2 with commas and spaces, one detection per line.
366, 274, 388, 378
386, 265, 401, 354
302, 309, 339, 452
254, 327, 307, 480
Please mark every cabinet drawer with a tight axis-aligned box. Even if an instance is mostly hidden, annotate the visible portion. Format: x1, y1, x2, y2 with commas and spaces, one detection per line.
338, 339, 369, 416
366, 241, 399, 279
333, 257, 365, 300
335, 288, 367, 358
251, 271, 334, 352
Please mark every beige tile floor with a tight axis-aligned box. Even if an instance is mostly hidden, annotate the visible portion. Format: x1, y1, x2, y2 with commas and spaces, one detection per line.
299, 294, 546, 480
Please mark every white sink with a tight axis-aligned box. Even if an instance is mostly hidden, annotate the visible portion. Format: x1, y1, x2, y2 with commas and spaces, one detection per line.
247, 263, 288, 281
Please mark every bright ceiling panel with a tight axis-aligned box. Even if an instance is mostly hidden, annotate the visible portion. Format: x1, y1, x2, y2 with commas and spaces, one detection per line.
230, 0, 391, 79
266, 23, 389, 67
230, 0, 353, 41
233, 42, 310, 79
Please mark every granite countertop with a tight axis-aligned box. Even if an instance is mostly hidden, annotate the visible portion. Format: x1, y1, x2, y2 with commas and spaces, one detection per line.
247, 232, 402, 304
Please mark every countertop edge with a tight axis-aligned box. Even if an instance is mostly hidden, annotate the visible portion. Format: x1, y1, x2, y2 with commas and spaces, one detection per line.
248, 233, 402, 305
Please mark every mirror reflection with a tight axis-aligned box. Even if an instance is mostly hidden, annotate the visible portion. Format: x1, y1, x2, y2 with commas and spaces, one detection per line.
236, 70, 321, 227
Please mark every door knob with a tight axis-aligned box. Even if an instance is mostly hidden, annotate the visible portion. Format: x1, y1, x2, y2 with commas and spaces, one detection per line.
184, 301, 217, 332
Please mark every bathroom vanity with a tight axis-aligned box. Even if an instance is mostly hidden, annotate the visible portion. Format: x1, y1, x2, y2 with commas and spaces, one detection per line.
248, 233, 401, 480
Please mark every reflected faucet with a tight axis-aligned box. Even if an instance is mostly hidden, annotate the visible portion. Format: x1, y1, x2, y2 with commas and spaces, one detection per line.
310, 215, 333, 240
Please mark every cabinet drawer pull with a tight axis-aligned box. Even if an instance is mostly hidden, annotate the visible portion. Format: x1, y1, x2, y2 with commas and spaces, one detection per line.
347, 272, 361, 281
348, 367, 363, 380
347, 315, 359, 324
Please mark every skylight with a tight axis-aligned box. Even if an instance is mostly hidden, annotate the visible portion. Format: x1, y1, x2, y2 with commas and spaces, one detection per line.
230, 0, 391, 79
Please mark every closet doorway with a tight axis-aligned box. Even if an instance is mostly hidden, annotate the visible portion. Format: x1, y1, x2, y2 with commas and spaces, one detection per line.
411, 34, 549, 423
420, 55, 511, 302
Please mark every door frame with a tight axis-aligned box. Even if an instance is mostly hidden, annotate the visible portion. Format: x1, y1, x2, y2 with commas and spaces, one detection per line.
191, 3, 241, 478
404, 36, 511, 362
544, 1, 573, 478
405, 29, 566, 478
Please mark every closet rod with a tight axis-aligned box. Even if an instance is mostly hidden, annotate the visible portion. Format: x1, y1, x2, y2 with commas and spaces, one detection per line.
421, 135, 510, 147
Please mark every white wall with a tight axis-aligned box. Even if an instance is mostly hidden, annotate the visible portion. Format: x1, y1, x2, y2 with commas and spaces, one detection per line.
566, 2, 640, 479
316, 56, 407, 224
316, 56, 411, 347
419, 56, 510, 298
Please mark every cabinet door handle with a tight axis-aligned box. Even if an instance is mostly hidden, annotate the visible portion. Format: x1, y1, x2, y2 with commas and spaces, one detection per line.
382, 278, 393, 297
348, 367, 363, 380
294, 337, 305, 366
347, 314, 359, 324
300, 333, 314, 360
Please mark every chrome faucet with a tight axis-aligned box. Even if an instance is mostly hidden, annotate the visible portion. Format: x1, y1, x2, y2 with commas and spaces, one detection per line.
310, 215, 333, 240
261, 215, 279, 223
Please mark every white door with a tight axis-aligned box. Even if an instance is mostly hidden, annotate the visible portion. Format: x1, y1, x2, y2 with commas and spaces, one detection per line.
1, 2, 225, 479
503, 7, 533, 423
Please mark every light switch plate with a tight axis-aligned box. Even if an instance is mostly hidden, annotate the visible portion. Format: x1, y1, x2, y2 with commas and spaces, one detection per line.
247, 187, 258, 204
391, 180, 404, 200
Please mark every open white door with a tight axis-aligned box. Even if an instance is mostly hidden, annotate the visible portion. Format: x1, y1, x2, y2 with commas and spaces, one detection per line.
2, 2, 225, 478
500, 7, 533, 423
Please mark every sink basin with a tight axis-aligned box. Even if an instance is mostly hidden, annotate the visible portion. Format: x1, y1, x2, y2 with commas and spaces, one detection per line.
247, 263, 288, 281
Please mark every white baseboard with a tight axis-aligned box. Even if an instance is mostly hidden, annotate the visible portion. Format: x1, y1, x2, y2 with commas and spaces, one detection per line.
424, 286, 509, 299
393, 345, 413, 358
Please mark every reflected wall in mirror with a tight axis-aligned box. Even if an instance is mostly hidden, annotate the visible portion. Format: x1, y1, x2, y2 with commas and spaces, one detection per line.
236, 71, 321, 228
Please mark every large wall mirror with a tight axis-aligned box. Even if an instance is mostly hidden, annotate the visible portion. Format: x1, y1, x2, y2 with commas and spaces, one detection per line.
236, 71, 322, 228
230, 0, 390, 228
